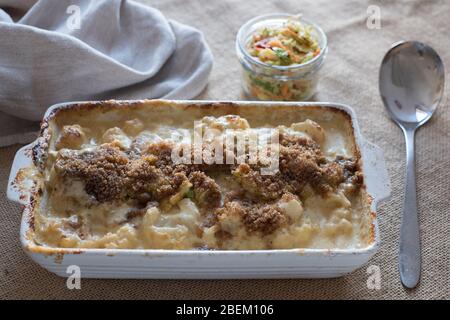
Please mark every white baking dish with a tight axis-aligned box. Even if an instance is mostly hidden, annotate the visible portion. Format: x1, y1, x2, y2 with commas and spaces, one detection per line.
7, 100, 390, 279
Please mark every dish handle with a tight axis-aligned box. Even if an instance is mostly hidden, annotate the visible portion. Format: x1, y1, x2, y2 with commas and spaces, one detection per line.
361, 138, 391, 206
7, 143, 35, 205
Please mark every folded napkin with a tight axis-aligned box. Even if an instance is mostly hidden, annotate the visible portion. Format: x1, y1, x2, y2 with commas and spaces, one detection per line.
0, 0, 213, 146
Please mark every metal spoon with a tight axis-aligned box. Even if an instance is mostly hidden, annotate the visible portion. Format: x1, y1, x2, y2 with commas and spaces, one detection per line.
379, 41, 445, 288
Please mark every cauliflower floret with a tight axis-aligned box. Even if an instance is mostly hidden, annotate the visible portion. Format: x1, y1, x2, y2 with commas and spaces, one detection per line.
278, 196, 303, 222
291, 119, 325, 145
201, 115, 250, 131
130, 131, 162, 153
55, 125, 87, 150
102, 127, 131, 149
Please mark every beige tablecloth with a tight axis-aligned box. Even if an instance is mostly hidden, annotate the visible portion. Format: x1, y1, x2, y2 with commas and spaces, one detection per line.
1, 0, 449, 300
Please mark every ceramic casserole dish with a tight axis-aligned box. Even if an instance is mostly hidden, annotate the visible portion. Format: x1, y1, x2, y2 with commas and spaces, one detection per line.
7, 100, 390, 279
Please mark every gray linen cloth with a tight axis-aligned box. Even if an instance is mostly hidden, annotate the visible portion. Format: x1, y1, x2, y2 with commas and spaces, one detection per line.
0, 0, 213, 146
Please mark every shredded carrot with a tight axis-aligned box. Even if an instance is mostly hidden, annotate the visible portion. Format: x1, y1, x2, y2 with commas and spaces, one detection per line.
281, 83, 290, 99
313, 48, 321, 57
267, 40, 283, 48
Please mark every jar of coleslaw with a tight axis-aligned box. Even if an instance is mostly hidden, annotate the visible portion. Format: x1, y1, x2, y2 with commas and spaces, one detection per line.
236, 14, 327, 101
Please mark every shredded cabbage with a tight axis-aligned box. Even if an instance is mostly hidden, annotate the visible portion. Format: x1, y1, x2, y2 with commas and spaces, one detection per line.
247, 19, 321, 66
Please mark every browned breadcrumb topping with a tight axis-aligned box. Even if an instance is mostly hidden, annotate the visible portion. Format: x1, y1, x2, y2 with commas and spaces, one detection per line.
336, 156, 362, 182
55, 147, 129, 202
53, 132, 363, 237
231, 134, 350, 200
55, 143, 222, 208
232, 163, 289, 200
126, 155, 188, 202
244, 204, 288, 234
216, 200, 288, 236
189, 171, 222, 209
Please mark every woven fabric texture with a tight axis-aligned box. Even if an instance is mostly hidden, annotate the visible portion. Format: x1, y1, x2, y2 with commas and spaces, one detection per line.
1, 0, 449, 299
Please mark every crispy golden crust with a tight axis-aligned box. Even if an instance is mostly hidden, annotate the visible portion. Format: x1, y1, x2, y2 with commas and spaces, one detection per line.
232, 163, 290, 200
126, 156, 188, 202
216, 200, 287, 236
244, 203, 287, 235
189, 171, 222, 209
55, 145, 189, 204
55, 147, 129, 202
54, 132, 363, 237
231, 134, 352, 201
54, 141, 224, 208
321, 162, 344, 187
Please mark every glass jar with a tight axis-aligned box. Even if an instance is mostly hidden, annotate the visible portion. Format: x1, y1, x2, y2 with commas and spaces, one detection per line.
236, 14, 328, 101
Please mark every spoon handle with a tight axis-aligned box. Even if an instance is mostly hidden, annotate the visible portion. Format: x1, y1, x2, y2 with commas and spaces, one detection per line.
399, 127, 421, 288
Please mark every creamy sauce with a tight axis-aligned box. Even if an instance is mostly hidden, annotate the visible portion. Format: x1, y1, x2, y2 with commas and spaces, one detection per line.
31, 107, 372, 250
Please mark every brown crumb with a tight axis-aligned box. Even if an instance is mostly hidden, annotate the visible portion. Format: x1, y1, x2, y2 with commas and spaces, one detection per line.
230, 134, 362, 199
232, 163, 290, 200
216, 200, 287, 236
321, 162, 344, 187
125, 155, 187, 201
231, 134, 327, 199
55, 145, 188, 203
351, 171, 364, 187
188, 171, 222, 209
223, 189, 248, 203
54, 131, 362, 223
245, 204, 287, 235
55, 147, 129, 202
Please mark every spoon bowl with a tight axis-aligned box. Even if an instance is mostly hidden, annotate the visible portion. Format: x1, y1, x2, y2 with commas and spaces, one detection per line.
379, 41, 445, 289
380, 41, 445, 128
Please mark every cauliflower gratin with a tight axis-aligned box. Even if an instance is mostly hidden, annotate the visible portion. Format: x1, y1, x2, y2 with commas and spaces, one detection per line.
26, 101, 373, 250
